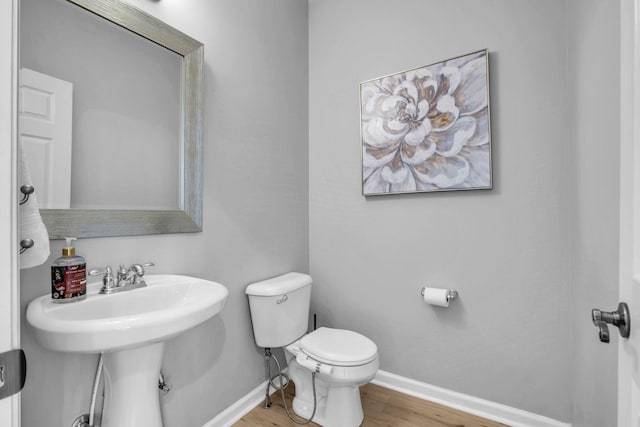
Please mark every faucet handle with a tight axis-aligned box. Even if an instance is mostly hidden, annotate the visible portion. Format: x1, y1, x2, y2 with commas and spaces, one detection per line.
89, 266, 117, 294
131, 262, 155, 274
89, 266, 112, 277
140, 262, 155, 271
129, 262, 155, 284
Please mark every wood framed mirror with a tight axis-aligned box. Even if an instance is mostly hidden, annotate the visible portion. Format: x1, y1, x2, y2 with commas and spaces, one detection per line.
21, 0, 204, 239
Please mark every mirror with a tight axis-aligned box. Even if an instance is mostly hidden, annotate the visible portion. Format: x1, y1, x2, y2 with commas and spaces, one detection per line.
19, 0, 204, 239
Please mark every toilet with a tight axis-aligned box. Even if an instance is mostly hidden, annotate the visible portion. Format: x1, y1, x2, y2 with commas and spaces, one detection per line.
246, 272, 379, 427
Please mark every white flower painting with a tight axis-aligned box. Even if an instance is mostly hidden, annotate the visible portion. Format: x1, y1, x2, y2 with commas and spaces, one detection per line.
360, 50, 492, 196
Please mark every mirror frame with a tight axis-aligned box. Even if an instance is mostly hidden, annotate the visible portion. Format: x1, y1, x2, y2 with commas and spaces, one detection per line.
40, 0, 203, 239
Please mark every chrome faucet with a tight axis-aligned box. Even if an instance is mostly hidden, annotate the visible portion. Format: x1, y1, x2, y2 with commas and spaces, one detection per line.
90, 262, 155, 295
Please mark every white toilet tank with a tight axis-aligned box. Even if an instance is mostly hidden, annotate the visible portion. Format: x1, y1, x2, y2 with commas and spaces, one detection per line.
246, 272, 312, 348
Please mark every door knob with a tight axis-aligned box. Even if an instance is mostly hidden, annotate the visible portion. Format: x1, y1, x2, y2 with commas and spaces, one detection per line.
592, 302, 630, 343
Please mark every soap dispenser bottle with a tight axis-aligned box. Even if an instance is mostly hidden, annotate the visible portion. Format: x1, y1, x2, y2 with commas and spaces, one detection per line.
51, 237, 87, 303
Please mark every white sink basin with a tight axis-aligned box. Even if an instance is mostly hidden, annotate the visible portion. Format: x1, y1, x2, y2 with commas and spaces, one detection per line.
26, 274, 228, 353
26, 274, 228, 427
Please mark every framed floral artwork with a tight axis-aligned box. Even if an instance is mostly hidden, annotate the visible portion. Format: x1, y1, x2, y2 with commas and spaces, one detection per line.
360, 49, 492, 196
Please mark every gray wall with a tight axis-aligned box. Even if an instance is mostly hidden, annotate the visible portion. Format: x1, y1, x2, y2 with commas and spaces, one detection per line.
567, 0, 620, 425
19, 0, 309, 426
308, 0, 573, 421
20, 0, 182, 210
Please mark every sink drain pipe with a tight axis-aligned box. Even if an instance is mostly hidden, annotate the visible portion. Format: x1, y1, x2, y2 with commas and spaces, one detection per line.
70, 352, 104, 427
88, 353, 104, 426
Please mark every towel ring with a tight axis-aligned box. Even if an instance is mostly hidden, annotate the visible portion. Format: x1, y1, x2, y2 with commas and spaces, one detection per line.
20, 239, 34, 254
19, 185, 34, 205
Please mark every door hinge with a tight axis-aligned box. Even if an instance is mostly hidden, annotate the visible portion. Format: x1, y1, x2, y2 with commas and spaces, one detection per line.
0, 349, 26, 400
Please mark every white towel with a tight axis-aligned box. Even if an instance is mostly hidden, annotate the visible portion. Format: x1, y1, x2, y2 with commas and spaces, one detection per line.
19, 140, 50, 269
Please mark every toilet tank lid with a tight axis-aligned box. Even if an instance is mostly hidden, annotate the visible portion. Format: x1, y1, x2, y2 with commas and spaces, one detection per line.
245, 272, 312, 296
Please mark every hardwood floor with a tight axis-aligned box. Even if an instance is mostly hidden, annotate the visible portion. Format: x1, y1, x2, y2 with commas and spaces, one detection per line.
234, 382, 510, 427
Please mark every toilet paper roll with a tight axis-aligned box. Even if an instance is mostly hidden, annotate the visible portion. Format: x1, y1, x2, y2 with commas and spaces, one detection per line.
423, 287, 450, 307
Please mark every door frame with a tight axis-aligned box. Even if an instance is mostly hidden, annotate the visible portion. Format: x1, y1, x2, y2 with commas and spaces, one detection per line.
619, 0, 638, 425
0, 0, 20, 425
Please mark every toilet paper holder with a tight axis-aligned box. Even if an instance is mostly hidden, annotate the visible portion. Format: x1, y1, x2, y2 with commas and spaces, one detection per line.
420, 287, 458, 301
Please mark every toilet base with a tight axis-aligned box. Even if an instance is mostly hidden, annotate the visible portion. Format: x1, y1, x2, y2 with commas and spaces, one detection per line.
292, 381, 364, 427
286, 350, 376, 427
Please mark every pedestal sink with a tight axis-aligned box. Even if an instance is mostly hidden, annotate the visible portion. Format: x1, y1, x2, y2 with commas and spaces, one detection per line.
26, 274, 228, 427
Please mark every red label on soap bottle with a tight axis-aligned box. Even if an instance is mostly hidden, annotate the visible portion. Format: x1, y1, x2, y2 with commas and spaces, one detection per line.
51, 263, 87, 301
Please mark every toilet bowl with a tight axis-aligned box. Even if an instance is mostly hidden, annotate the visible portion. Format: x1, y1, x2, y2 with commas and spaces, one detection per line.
245, 272, 379, 427
285, 327, 378, 427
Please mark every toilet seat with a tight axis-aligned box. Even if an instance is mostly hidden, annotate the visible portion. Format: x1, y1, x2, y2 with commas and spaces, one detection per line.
286, 327, 379, 427
299, 327, 377, 367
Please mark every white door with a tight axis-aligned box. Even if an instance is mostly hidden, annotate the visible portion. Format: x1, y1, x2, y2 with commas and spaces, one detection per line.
619, 0, 640, 425
0, 0, 20, 426
18, 68, 73, 209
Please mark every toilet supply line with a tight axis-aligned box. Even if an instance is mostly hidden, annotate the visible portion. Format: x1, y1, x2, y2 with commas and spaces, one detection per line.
263, 347, 318, 425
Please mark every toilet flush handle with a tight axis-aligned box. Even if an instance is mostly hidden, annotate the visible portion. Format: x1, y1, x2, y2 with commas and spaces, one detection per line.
276, 294, 288, 304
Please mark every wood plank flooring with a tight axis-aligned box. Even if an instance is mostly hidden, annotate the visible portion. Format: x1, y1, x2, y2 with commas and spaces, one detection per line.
234, 382, 510, 427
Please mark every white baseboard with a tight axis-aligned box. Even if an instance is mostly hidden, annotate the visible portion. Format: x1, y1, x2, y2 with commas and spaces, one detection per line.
202, 379, 272, 427
203, 369, 572, 427
372, 370, 572, 427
